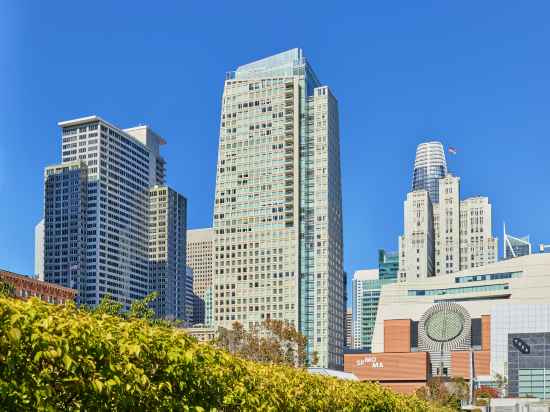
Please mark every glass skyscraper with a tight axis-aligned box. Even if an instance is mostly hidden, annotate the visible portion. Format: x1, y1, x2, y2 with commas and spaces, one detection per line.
212, 49, 344, 368
378, 249, 399, 281
411, 141, 447, 203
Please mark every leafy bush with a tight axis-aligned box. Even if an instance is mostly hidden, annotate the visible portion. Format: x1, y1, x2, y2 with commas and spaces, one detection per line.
0, 297, 447, 411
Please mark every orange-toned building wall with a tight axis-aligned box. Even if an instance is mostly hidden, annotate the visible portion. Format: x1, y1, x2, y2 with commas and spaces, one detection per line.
344, 352, 429, 382
0, 269, 76, 304
450, 351, 491, 378
482, 314, 491, 350
384, 319, 411, 352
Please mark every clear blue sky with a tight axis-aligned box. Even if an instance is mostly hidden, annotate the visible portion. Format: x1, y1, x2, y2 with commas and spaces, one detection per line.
2, 2, 549, 304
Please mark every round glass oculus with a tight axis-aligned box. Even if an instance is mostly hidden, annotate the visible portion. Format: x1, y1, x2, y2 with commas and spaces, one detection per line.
424, 309, 464, 342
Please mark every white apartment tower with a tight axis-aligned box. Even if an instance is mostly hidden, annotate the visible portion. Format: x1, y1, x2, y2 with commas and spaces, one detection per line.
212, 49, 344, 369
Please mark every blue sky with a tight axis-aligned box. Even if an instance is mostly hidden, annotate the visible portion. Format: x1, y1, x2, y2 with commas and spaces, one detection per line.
1, 1, 549, 304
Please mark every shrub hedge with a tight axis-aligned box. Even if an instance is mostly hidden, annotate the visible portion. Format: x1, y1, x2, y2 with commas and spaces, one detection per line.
0, 297, 448, 411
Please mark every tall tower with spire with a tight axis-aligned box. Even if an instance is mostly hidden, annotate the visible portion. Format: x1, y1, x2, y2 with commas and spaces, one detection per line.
412, 141, 447, 203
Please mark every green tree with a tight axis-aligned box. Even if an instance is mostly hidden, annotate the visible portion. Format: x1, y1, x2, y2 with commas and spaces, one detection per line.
0, 279, 15, 298
0, 295, 449, 411
416, 377, 466, 410
216, 319, 314, 367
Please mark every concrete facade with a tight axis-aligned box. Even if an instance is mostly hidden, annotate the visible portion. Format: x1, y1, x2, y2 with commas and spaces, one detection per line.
212, 49, 344, 368
399, 172, 497, 281
374, 254, 550, 355
42, 116, 187, 318
186, 228, 213, 324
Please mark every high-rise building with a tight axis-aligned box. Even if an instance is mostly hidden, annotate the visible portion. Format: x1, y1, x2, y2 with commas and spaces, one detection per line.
352, 269, 395, 350
42, 116, 187, 318
503, 224, 531, 260
186, 228, 213, 324
35, 219, 45, 281
411, 142, 447, 203
399, 190, 435, 281
43, 161, 88, 299
344, 308, 353, 348
378, 249, 398, 281
459, 197, 498, 269
148, 185, 187, 320
184, 266, 194, 324
400, 169, 497, 280
212, 49, 344, 368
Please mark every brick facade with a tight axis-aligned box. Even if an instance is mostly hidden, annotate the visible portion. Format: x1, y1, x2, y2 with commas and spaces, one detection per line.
1, 269, 76, 304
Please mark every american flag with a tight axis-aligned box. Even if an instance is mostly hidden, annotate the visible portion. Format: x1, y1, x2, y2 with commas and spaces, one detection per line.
448, 147, 457, 155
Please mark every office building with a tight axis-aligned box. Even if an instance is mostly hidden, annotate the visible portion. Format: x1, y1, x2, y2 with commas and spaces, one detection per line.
212, 49, 344, 368
378, 249, 398, 281
399, 190, 435, 281
503, 224, 531, 259
458, 196, 498, 269
352, 269, 396, 350
344, 254, 550, 395
43, 161, 88, 299
186, 228, 213, 324
399, 172, 497, 281
507, 332, 550, 399
148, 185, 187, 320
411, 141, 447, 203
491, 304, 550, 380
183, 266, 194, 324
35, 219, 44, 281
1, 269, 76, 304
345, 308, 353, 348
204, 286, 213, 326
42, 116, 187, 318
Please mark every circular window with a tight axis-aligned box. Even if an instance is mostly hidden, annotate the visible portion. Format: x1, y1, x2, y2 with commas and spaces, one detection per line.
418, 302, 471, 352
425, 308, 464, 342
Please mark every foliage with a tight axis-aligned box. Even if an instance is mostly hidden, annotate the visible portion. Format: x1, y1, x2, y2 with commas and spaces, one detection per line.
0, 279, 15, 298
216, 319, 312, 367
494, 372, 507, 396
415, 377, 468, 410
0, 296, 449, 411
475, 385, 499, 399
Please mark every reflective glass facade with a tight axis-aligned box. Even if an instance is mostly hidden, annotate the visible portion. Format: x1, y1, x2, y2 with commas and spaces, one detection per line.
411, 142, 447, 203
378, 249, 398, 281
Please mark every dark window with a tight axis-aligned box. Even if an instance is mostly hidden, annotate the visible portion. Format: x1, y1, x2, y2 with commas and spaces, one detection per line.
471, 318, 482, 347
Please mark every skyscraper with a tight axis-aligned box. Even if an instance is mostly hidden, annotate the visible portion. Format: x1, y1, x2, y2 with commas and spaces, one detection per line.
411, 141, 447, 203
43, 116, 187, 317
186, 228, 214, 324
212, 49, 344, 368
399, 190, 435, 281
378, 249, 399, 281
148, 185, 187, 320
344, 308, 353, 348
503, 224, 531, 260
400, 172, 498, 281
